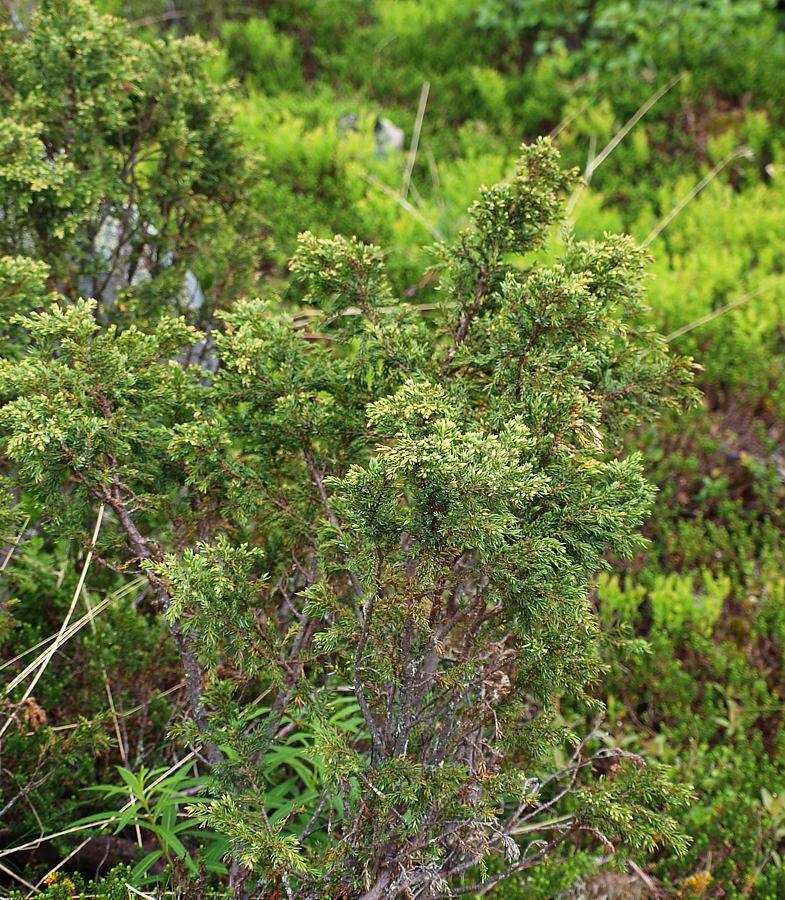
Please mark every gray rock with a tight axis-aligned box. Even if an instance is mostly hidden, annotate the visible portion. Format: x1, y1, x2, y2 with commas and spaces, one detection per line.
337, 113, 359, 132
374, 116, 405, 157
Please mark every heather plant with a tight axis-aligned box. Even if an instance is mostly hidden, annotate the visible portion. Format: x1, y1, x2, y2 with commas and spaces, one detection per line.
591, 560, 785, 897
1, 138, 697, 896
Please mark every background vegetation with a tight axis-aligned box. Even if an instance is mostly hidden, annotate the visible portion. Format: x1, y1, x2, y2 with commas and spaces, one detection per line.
2, 0, 785, 897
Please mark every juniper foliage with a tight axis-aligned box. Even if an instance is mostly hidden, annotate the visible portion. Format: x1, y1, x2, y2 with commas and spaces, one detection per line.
0, 137, 697, 897
0, 0, 263, 328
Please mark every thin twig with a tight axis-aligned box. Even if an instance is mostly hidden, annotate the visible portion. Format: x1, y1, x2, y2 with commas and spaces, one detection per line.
0, 820, 115, 861
1, 602, 108, 676
4, 594, 116, 690
30, 838, 91, 895
127, 9, 187, 28
3, 576, 142, 679
0, 860, 39, 893
628, 859, 664, 897
1, 506, 105, 740
125, 884, 158, 899
589, 73, 684, 179
81, 583, 143, 848
1, 515, 31, 571
666, 283, 776, 342
566, 73, 684, 216
642, 145, 753, 247
549, 99, 592, 140
1, 0, 26, 34
362, 173, 444, 241
36, 680, 185, 735
402, 82, 430, 201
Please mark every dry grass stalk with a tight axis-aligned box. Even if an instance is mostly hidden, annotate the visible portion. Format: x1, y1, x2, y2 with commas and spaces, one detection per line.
402, 81, 430, 201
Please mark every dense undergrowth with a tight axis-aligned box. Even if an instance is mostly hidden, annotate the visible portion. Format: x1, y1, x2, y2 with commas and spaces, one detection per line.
2, 0, 785, 897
